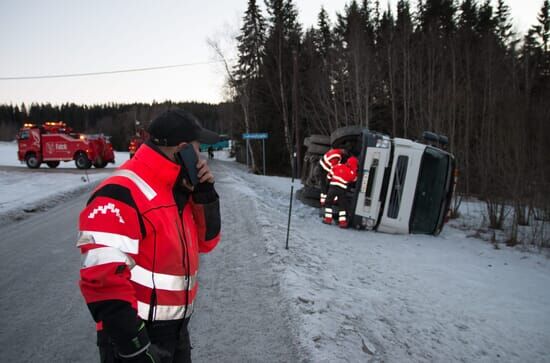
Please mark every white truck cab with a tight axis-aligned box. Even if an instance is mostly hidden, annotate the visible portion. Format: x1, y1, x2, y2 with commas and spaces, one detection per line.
350, 130, 455, 235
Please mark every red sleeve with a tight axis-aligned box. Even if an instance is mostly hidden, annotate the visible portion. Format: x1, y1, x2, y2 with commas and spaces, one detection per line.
78, 195, 142, 306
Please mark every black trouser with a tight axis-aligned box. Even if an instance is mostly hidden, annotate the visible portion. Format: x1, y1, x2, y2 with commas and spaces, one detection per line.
98, 319, 191, 363
319, 169, 329, 196
325, 185, 349, 221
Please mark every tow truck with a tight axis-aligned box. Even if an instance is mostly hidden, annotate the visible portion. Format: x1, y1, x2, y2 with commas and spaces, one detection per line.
300, 127, 457, 235
16, 121, 115, 169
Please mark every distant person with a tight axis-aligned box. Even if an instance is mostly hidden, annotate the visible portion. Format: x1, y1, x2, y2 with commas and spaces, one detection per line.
208, 146, 214, 160
318, 148, 347, 206
323, 155, 358, 228
77, 109, 221, 363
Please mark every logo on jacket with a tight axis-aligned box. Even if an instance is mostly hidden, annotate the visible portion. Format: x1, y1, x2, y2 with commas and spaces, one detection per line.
88, 203, 125, 224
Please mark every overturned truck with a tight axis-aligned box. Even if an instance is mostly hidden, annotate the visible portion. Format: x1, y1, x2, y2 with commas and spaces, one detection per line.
299, 127, 457, 235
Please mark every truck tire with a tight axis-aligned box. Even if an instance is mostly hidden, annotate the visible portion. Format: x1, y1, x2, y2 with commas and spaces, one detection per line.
330, 126, 364, 147
296, 187, 321, 208
93, 157, 108, 168
25, 154, 41, 169
75, 153, 92, 169
309, 134, 331, 146
46, 161, 60, 168
306, 143, 330, 155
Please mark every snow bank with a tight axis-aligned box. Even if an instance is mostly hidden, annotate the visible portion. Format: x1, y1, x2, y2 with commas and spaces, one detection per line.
214, 159, 550, 363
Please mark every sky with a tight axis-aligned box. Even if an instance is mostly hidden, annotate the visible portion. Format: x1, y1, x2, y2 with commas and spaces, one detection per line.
0, 0, 543, 106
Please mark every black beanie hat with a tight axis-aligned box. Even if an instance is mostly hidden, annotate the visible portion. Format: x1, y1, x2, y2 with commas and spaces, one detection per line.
147, 109, 219, 146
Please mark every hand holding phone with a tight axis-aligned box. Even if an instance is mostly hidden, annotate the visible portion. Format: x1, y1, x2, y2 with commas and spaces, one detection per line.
174, 144, 199, 188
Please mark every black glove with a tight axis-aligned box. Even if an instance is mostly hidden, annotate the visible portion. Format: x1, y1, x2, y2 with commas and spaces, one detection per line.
120, 343, 171, 363
117, 322, 171, 363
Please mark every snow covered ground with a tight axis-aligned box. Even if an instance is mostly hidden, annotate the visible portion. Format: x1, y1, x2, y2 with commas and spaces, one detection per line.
211, 160, 550, 363
1, 141, 548, 362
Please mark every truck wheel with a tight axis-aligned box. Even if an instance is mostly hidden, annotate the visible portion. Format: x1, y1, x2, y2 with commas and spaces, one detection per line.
296, 187, 321, 208
46, 161, 60, 168
330, 126, 364, 148
25, 154, 41, 169
309, 134, 331, 146
307, 143, 330, 155
94, 161, 108, 168
75, 153, 92, 169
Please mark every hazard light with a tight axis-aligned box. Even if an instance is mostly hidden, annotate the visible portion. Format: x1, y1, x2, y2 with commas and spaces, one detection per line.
23, 123, 36, 128
79, 135, 86, 140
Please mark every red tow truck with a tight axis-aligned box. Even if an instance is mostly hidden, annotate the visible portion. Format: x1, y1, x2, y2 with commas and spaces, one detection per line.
16, 121, 115, 169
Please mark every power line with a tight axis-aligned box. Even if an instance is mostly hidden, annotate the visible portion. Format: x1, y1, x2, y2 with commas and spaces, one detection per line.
0, 61, 223, 81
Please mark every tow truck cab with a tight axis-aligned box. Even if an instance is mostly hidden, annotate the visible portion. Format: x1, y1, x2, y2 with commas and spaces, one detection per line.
351, 130, 455, 235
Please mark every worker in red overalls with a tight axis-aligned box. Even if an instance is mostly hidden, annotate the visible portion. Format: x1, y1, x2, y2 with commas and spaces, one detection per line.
318, 148, 347, 206
323, 156, 359, 228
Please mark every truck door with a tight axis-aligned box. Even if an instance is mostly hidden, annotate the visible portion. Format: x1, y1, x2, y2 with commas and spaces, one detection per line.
352, 134, 391, 230
377, 139, 425, 234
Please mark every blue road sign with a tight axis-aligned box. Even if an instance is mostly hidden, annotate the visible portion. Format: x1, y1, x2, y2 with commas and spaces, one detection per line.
242, 133, 268, 139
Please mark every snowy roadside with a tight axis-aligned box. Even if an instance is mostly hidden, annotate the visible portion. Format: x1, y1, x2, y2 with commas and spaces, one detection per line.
210, 159, 550, 362
0, 141, 129, 223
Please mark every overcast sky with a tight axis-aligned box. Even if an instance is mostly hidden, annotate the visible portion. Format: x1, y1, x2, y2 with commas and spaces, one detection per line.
0, 0, 543, 106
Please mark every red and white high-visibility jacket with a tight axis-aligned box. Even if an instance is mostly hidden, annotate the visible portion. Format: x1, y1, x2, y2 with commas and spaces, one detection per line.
319, 148, 345, 175
329, 156, 359, 189
77, 142, 220, 346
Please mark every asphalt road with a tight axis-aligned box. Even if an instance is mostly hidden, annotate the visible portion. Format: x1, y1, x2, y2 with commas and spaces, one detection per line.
0, 159, 300, 363
0, 165, 113, 174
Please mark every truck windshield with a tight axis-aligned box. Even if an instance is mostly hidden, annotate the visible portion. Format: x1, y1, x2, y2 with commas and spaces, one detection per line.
410, 148, 451, 234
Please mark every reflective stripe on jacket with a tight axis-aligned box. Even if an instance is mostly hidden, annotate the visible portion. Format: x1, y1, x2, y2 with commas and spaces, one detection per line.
78, 143, 221, 330
329, 161, 358, 190
319, 148, 345, 174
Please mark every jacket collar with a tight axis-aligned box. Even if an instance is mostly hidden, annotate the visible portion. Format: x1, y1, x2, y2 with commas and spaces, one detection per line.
129, 141, 181, 189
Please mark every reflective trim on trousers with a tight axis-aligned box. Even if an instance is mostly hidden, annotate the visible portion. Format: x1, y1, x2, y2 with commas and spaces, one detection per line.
131, 265, 196, 292
81, 246, 135, 269
137, 300, 194, 321
111, 169, 157, 201
77, 230, 139, 254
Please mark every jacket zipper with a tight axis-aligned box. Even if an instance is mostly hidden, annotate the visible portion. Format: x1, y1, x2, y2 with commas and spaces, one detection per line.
175, 210, 191, 319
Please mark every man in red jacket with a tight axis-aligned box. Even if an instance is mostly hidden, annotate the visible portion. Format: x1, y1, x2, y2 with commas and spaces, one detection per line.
77, 109, 221, 363
323, 156, 359, 228
319, 148, 347, 206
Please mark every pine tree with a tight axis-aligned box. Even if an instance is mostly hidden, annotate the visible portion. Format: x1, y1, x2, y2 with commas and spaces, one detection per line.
494, 0, 514, 46
235, 0, 266, 81
316, 7, 332, 58
533, 0, 550, 53
458, 0, 478, 32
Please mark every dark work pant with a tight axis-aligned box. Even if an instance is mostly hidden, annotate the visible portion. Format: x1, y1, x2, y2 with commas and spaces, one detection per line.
319, 169, 329, 196
325, 186, 349, 220
98, 320, 191, 363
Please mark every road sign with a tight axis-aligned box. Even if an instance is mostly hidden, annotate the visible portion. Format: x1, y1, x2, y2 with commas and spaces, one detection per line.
242, 133, 268, 140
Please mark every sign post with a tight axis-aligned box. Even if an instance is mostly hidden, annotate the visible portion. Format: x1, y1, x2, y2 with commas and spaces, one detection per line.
242, 133, 269, 175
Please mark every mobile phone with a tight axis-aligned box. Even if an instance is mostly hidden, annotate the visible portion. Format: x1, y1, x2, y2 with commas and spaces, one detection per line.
174, 144, 199, 188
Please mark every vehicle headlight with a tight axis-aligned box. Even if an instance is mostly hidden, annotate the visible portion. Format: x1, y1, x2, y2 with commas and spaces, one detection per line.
376, 139, 390, 148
